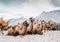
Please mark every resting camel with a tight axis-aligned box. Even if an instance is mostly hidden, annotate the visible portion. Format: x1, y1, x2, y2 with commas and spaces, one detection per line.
41, 20, 47, 32
45, 20, 53, 30
33, 19, 43, 35
42, 20, 53, 32
2, 22, 9, 30
27, 17, 34, 34
7, 26, 16, 36
0, 18, 3, 30
15, 21, 27, 36
0, 17, 9, 31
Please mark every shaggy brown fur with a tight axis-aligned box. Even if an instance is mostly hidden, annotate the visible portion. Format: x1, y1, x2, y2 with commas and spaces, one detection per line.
45, 20, 53, 30
33, 19, 43, 35
0, 17, 9, 30
0, 17, 53, 36
15, 21, 27, 36
27, 17, 34, 34
7, 26, 16, 36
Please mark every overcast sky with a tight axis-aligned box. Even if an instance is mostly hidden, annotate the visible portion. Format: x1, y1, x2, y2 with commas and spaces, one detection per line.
0, 0, 60, 20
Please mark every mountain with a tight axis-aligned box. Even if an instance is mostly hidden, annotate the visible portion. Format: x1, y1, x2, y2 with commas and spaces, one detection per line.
8, 16, 27, 25
35, 10, 60, 23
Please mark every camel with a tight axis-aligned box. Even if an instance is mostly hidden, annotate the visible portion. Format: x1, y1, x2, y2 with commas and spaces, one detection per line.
41, 20, 53, 32
2, 22, 9, 30
41, 20, 47, 32
45, 20, 53, 30
33, 19, 43, 35
2, 22, 8, 27
0, 18, 3, 30
7, 21, 27, 36
27, 17, 34, 34
15, 21, 27, 36
7, 26, 16, 36
0, 17, 9, 30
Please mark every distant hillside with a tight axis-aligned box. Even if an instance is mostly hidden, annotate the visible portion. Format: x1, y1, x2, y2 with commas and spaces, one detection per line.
35, 10, 60, 23
8, 16, 27, 25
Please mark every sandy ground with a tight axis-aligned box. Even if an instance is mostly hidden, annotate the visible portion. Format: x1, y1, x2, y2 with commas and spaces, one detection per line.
0, 31, 60, 42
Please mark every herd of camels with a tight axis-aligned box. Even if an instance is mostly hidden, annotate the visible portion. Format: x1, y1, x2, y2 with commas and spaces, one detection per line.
0, 17, 53, 36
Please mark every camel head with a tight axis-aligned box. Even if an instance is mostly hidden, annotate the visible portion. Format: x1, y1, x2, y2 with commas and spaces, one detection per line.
48, 20, 53, 25
22, 21, 28, 27
45, 20, 53, 28
29, 17, 34, 22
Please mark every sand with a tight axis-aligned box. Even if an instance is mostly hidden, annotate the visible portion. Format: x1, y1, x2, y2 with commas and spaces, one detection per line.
0, 31, 60, 42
